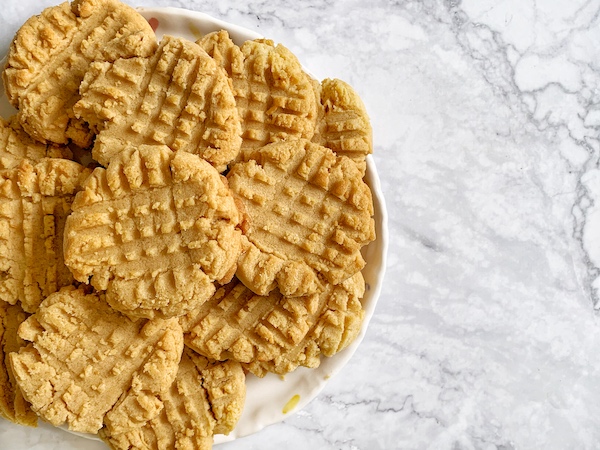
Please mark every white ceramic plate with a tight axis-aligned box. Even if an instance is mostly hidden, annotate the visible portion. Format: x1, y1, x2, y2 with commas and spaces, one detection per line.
0, 6, 388, 446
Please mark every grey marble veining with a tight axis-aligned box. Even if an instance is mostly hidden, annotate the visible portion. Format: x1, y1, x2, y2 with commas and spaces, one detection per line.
2, 0, 600, 448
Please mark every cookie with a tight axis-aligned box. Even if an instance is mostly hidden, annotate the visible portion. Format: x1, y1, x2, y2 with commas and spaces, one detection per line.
199, 31, 318, 154
0, 116, 73, 170
63, 144, 244, 319
2, 0, 157, 147
9, 286, 184, 434
100, 347, 245, 450
0, 157, 91, 313
74, 35, 241, 171
227, 138, 375, 297
0, 301, 37, 427
182, 272, 365, 377
312, 78, 372, 176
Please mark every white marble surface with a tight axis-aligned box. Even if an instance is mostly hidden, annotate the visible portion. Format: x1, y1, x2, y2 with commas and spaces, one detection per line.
2, 0, 600, 448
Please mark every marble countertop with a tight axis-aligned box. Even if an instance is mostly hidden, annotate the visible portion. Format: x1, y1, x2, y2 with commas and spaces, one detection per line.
2, 0, 600, 448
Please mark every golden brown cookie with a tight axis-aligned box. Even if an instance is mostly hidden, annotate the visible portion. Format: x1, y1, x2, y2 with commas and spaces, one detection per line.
0, 116, 73, 170
182, 272, 365, 377
2, 0, 157, 147
312, 78, 372, 176
74, 35, 241, 171
99, 347, 245, 450
63, 144, 244, 319
227, 138, 375, 297
0, 157, 91, 313
199, 31, 318, 155
0, 301, 37, 427
9, 286, 184, 434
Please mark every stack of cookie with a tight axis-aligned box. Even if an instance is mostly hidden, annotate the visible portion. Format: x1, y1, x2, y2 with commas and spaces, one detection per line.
0, 0, 375, 448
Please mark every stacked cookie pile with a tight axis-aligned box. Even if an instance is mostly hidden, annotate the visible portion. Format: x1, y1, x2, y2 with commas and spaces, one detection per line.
0, 0, 375, 448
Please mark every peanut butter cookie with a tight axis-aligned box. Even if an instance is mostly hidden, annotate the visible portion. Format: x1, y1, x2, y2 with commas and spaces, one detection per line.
74, 35, 241, 171
199, 31, 319, 156
313, 78, 372, 176
0, 157, 91, 312
100, 347, 245, 450
64, 144, 244, 319
9, 286, 184, 434
182, 272, 365, 377
3, 0, 157, 147
227, 138, 375, 297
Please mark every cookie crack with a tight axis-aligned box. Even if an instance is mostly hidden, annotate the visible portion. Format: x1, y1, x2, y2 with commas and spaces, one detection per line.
198, 373, 218, 435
